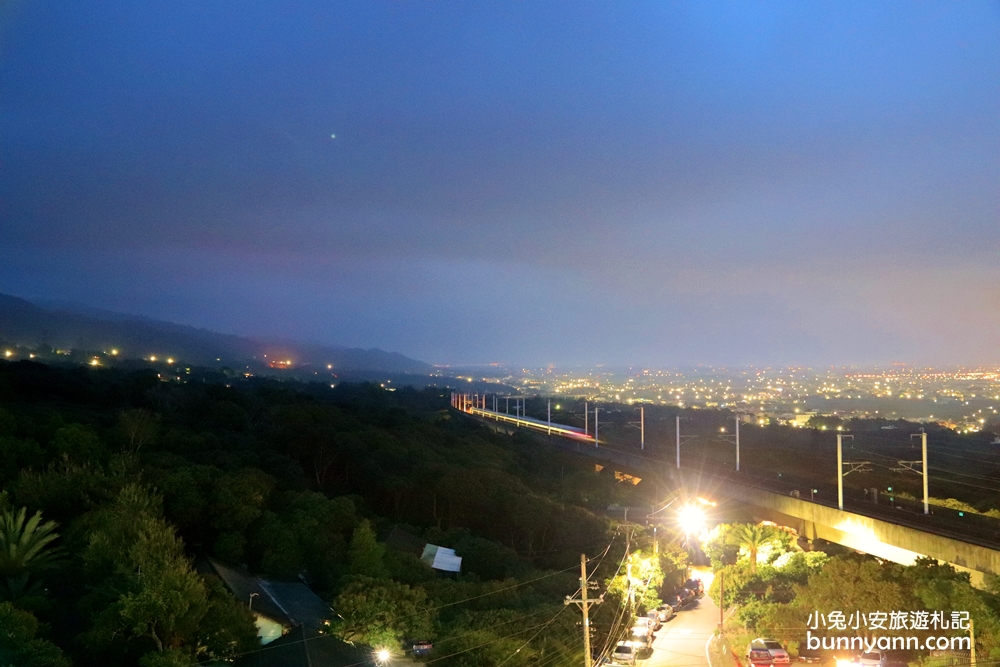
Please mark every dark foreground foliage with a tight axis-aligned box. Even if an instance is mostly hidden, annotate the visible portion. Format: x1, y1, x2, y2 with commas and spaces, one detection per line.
0, 360, 648, 667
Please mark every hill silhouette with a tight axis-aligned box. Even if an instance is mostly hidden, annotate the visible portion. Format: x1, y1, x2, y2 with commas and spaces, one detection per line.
0, 293, 431, 373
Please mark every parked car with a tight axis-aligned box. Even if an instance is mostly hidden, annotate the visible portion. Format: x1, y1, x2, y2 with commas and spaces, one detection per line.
858, 652, 887, 667
631, 616, 655, 638
663, 592, 684, 611
749, 639, 790, 665
645, 609, 662, 631
411, 641, 433, 657
655, 604, 675, 622
673, 588, 696, 607
796, 647, 826, 663
630, 631, 653, 650
683, 578, 705, 598
613, 641, 638, 665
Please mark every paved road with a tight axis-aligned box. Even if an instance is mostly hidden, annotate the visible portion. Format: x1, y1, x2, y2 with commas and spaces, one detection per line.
644, 569, 722, 667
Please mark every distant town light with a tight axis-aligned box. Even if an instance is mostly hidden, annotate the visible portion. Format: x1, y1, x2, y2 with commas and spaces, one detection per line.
149, 356, 157, 361
3, 351, 11, 358
90, 359, 100, 366
110, 349, 119, 355
166, 358, 175, 364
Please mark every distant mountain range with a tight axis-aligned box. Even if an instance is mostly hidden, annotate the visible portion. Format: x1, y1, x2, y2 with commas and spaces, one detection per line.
0, 293, 432, 374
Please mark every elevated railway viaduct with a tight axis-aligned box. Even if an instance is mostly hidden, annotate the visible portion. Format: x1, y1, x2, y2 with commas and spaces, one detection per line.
458, 406, 1000, 588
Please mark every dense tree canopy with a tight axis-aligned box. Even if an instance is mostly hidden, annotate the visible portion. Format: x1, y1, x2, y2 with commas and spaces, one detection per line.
0, 360, 652, 667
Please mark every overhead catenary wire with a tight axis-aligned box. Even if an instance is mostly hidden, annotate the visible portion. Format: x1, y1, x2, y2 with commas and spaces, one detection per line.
850, 445, 1000, 494
207, 533, 622, 667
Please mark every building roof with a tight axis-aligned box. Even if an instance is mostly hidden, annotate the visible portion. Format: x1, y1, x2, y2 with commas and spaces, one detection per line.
383, 526, 427, 555
261, 580, 334, 630
203, 557, 332, 630
236, 626, 375, 667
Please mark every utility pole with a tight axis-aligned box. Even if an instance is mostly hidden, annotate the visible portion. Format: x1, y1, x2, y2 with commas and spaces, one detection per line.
627, 561, 634, 610
585, 401, 589, 436
970, 618, 976, 667
837, 433, 844, 511
719, 571, 726, 626
548, 399, 552, 436
836, 434, 860, 510
735, 416, 740, 472
627, 407, 645, 450
675, 416, 697, 469
565, 554, 601, 667
922, 430, 929, 515
905, 430, 929, 515
676, 416, 681, 468
594, 406, 600, 448
719, 416, 741, 472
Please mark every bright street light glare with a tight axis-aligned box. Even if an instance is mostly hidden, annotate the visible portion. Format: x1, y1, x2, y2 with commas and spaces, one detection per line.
376, 649, 390, 662
677, 505, 705, 534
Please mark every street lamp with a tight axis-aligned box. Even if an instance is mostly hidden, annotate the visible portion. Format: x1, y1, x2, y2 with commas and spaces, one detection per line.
677, 505, 705, 535
376, 649, 391, 663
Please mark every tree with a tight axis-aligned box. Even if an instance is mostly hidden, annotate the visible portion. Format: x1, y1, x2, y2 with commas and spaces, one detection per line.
210, 469, 275, 561
793, 556, 908, 636
84, 496, 208, 655
728, 523, 783, 574
52, 423, 107, 463
83, 484, 255, 662
118, 409, 159, 454
348, 519, 387, 579
702, 523, 740, 569
903, 559, 1000, 656
0, 506, 61, 602
194, 576, 260, 661
330, 576, 434, 648
252, 491, 356, 587
0, 601, 70, 667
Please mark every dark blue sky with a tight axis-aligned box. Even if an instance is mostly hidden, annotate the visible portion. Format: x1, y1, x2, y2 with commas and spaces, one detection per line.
2, 1, 998, 366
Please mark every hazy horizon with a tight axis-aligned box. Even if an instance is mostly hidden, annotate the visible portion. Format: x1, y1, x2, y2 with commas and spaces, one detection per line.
3, 2, 998, 367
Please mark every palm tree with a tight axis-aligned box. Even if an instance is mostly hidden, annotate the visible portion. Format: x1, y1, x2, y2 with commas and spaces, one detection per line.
728, 523, 778, 574
0, 507, 61, 601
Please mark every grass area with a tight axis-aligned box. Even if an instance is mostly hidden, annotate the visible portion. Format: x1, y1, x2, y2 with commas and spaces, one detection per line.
708, 630, 742, 667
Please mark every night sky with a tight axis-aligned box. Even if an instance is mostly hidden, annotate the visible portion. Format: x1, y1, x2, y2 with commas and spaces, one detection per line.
2, 2, 998, 366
